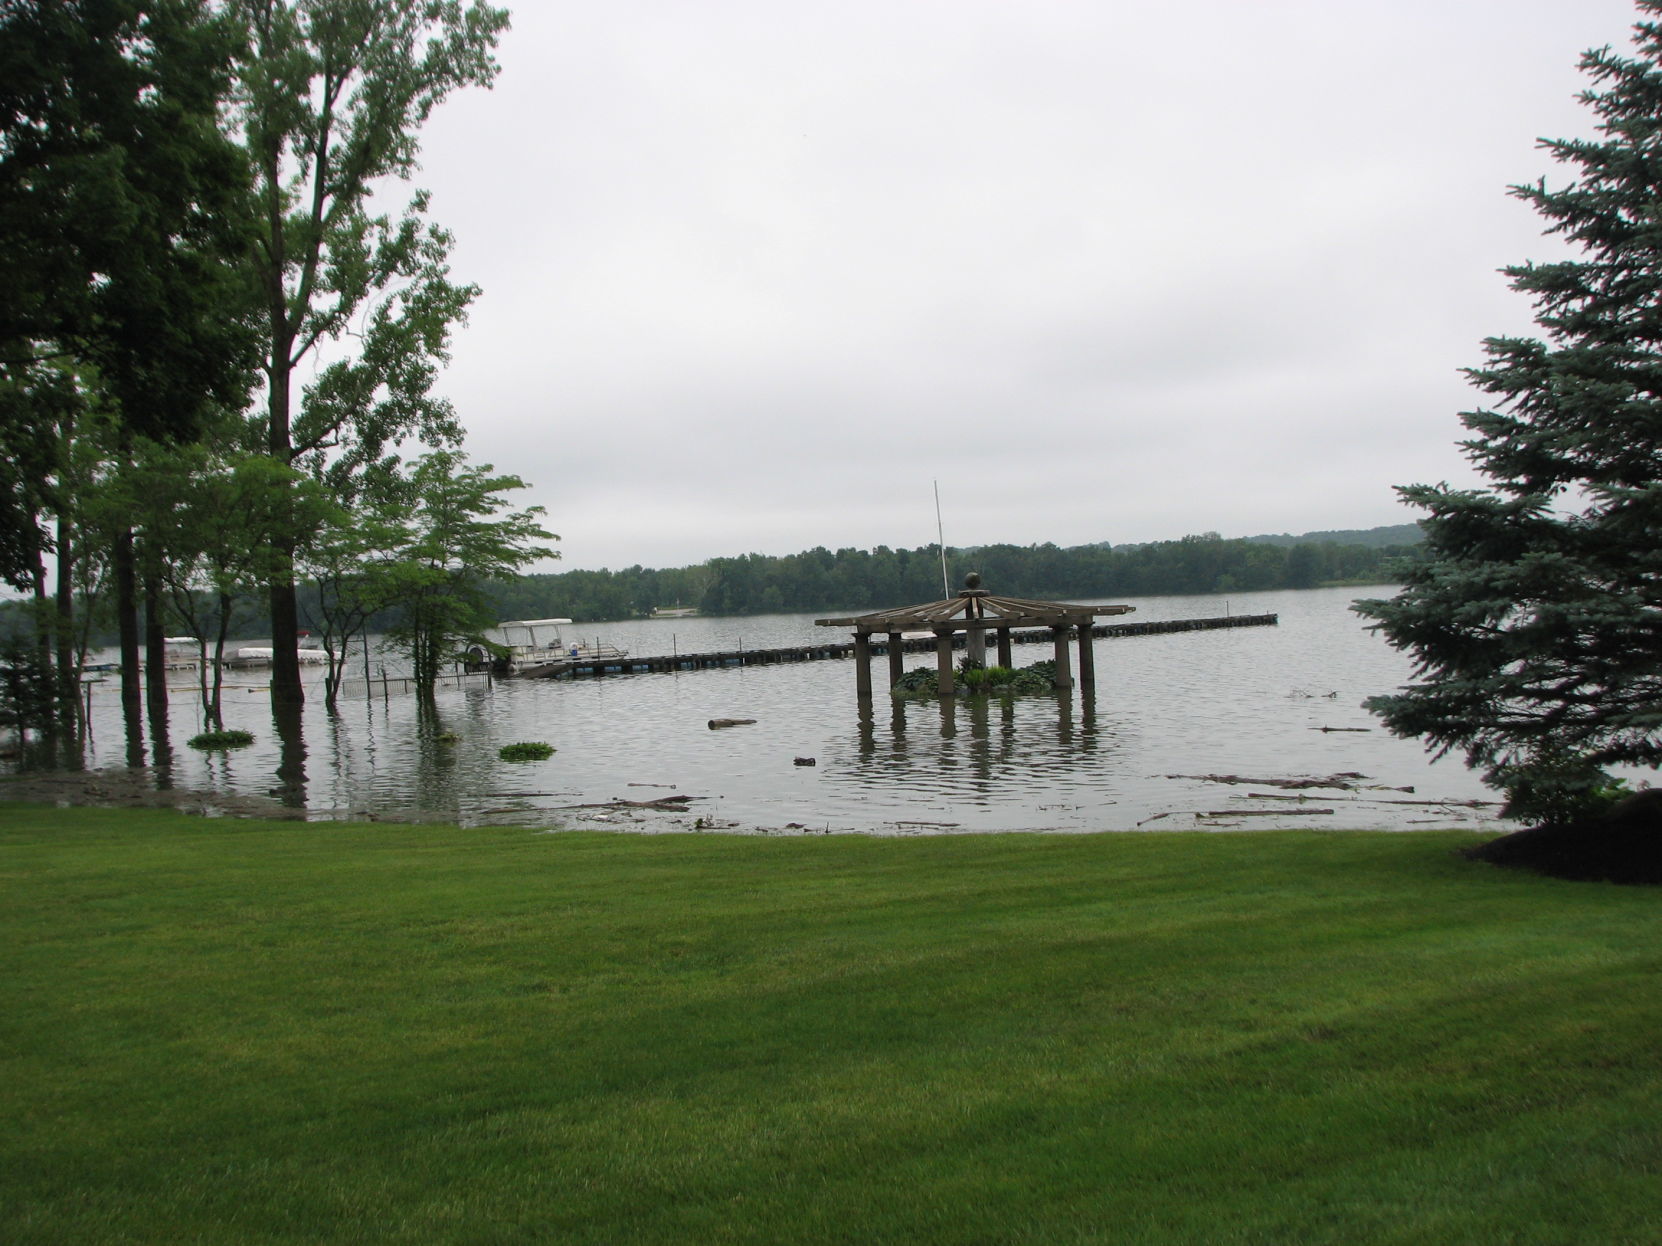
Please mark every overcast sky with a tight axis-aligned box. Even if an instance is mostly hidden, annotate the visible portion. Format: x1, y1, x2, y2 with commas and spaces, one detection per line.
405, 0, 1641, 573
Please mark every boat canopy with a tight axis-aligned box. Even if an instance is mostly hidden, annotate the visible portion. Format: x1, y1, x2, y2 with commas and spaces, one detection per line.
499, 618, 573, 628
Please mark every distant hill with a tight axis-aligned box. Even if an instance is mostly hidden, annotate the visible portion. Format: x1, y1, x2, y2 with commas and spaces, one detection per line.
1242, 523, 1422, 549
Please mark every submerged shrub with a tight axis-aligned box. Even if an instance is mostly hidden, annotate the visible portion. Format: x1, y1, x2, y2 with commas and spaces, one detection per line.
892, 661, 1055, 698
499, 741, 555, 762
188, 729, 255, 750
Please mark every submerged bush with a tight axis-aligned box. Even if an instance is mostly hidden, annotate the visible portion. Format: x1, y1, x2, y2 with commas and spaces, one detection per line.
188, 729, 255, 750
499, 741, 555, 762
891, 661, 1055, 698
892, 667, 940, 696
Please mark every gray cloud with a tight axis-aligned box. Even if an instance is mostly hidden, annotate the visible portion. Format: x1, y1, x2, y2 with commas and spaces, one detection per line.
414, 0, 1638, 570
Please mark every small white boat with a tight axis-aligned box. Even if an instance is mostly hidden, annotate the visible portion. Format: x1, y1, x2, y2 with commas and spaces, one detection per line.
464, 618, 628, 678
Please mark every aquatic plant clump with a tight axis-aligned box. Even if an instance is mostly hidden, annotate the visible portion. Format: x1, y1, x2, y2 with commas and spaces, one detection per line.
499, 741, 555, 762
891, 661, 1055, 698
188, 730, 255, 750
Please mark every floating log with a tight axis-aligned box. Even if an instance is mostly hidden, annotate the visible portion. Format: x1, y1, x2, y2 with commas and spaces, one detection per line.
1166, 772, 1367, 790
1202, 808, 1336, 817
556, 795, 702, 811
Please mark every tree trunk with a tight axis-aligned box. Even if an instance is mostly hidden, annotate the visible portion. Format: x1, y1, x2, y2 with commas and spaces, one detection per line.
210, 592, 233, 729
113, 527, 144, 766
54, 512, 79, 737
144, 574, 168, 720
144, 577, 172, 771
266, 322, 304, 709
29, 555, 60, 755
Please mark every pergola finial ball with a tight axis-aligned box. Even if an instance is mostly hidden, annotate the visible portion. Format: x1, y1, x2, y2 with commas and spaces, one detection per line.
963, 571, 982, 590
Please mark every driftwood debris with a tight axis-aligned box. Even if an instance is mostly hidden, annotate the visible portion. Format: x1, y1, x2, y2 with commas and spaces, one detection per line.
1308, 727, 1372, 733
708, 718, 757, 730
1368, 795, 1498, 808
1166, 772, 1368, 790
556, 794, 703, 811
1202, 808, 1335, 818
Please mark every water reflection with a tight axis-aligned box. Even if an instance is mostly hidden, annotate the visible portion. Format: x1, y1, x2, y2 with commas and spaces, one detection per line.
272, 701, 307, 809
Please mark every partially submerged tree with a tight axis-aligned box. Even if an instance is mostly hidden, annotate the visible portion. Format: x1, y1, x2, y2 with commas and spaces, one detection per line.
2, 2, 255, 756
376, 452, 555, 703
226, 0, 509, 708
134, 441, 331, 728
300, 476, 408, 710
1357, 4, 1662, 827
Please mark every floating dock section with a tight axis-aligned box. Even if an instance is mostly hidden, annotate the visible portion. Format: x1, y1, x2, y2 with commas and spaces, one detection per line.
533, 613, 1277, 678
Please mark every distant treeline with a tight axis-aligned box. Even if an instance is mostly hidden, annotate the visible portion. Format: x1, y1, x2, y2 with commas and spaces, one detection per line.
484, 529, 1423, 621
1, 527, 1423, 642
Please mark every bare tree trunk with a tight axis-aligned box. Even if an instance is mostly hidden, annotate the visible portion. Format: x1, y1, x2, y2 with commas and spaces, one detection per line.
210, 592, 233, 729
54, 513, 79, 737
267, 340, 304, 710
28, 554, 63, 759
113, 527, 144, 767
144, 575, 171, 770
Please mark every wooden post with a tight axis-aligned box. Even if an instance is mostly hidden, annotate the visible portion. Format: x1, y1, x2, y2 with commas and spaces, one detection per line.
996, 626, 1012, 668
935, 630, 955, 696
887, 631, 904, 690
967, 620, 986, 668
854, 631, 873, 700
1050, 626, 1073, 690
1077, 621, 1095, 686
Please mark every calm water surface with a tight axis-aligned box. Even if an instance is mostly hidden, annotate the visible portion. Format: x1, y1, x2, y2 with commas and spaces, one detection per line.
33, 586, 1504, 834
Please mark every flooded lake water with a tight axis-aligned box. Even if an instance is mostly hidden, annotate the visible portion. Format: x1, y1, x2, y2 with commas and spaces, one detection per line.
23, 585, 1507, 834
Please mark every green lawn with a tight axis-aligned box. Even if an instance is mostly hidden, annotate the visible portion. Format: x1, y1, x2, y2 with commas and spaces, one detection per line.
3, 804, 1660, 1244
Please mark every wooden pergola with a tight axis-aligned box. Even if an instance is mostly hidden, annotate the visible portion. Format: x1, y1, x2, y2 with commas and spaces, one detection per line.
816, 575, 1135, 699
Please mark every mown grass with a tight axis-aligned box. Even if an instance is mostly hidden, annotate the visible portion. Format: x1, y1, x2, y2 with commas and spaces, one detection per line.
2, 804, 1660, 1244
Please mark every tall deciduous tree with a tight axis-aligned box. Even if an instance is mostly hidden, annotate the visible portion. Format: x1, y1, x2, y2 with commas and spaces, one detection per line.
0, 0, 254, 589
227, 0, 509, 707
1357, 4, 1662, 821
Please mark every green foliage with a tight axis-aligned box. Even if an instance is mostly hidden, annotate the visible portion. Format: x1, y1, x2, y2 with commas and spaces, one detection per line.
1358, 12, 1662, 796
376, 452, 556, 701
227, 0, 511, 700
0, 0, 256, 440
187, 728, 255, 750
890, 666, 940, 696
1492, 749, 1630, 828
498, 741, 554, 762
0, 1, 257, 591
0, 636, 57, 735
892, 659, 1055, 697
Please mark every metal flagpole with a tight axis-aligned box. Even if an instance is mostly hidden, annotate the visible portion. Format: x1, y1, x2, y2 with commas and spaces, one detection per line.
934, 480, 949, 596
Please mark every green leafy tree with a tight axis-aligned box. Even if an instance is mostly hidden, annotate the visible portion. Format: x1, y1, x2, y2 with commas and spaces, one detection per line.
376, 452, 555, 702
1357, 6, 1662, 822
134, 443, 331, 728
1, 1, 255, 586
227, 0, 510, 707
299, 481, 409, 711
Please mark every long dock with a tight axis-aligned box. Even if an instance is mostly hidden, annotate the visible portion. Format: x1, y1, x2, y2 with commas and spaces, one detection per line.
531, 613, 1277, 679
